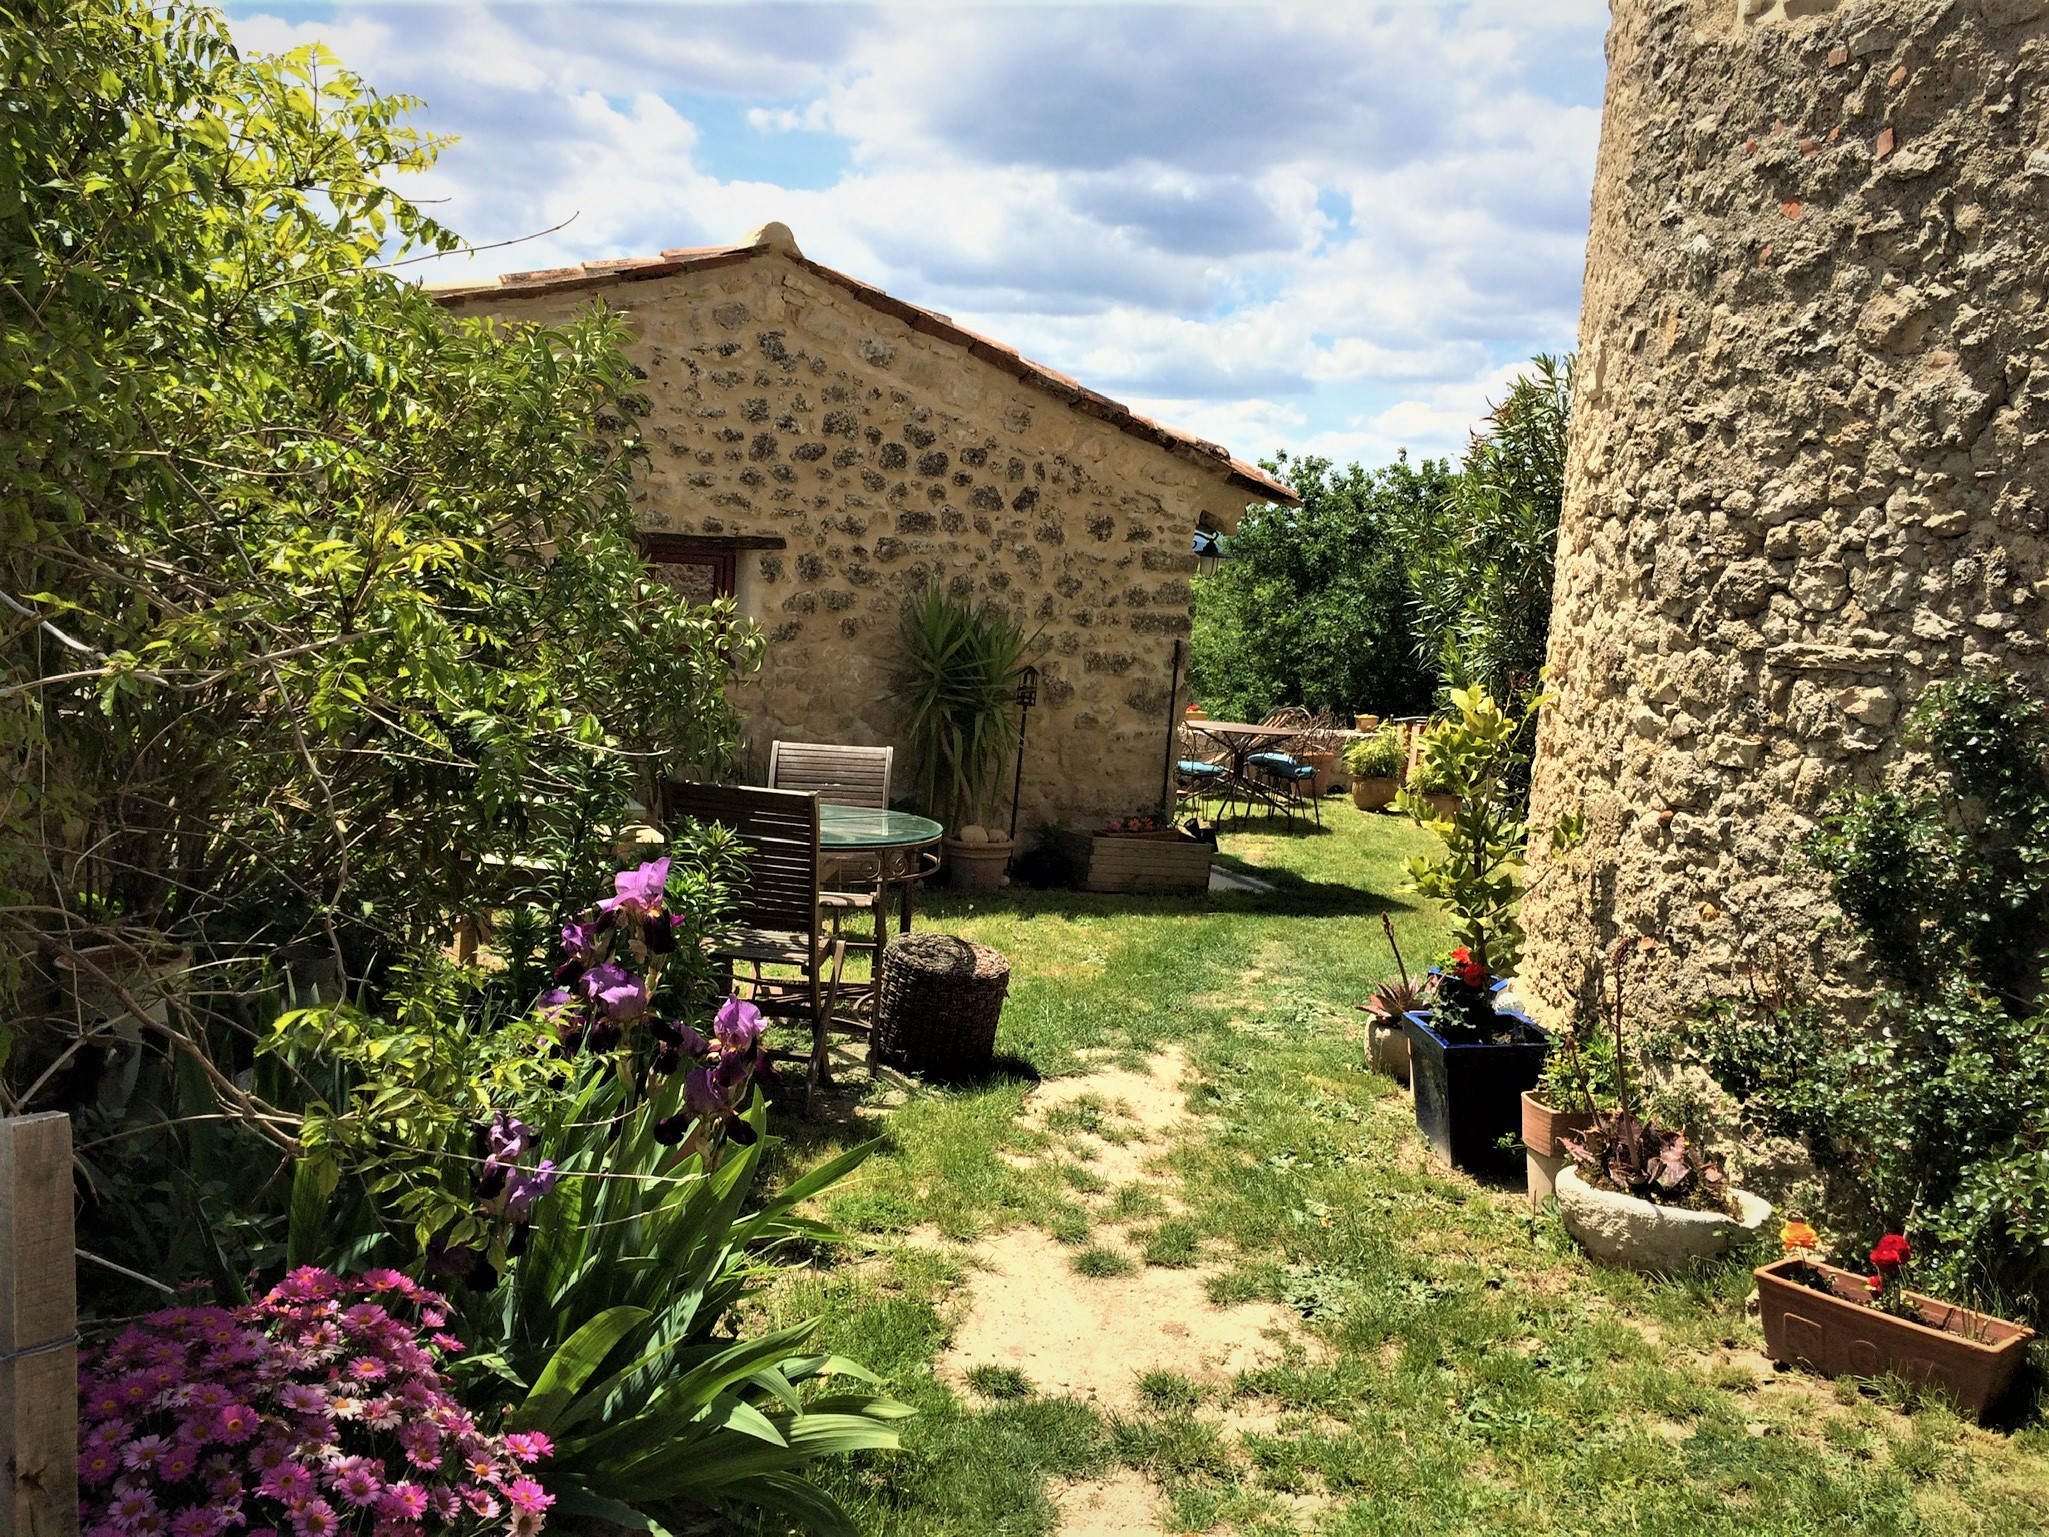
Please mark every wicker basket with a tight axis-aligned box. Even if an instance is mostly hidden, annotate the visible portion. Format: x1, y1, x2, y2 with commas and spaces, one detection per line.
871, 933, 1011, 1080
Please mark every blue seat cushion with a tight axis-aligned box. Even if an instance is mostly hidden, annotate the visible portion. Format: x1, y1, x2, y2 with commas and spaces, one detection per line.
1176, 759, 1223, 777
1247, 751, 1306, 772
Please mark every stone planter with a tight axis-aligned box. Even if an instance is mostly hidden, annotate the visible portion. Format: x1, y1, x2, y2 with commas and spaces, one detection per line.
1350, 776, 1399, 812
1521, 1091, 1596, 1209
1366, 1018, 1410, 1084
1754, 1257, 2035, 1422
1354, 714, 1381, 732
1302, 748, 1343, 797
944, 836, 1014, 891
1555, 1165, 1771, 1274
1404, 1009, 1550, 1180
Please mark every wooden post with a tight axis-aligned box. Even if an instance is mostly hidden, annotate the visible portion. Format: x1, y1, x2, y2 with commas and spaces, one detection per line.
0, 1113, 77, 1537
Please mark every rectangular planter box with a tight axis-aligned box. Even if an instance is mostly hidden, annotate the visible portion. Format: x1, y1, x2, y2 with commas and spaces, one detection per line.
1057, 830, 1213, 895
1755, 1258, 2035, 1421
1404, 1010, 1550, 1181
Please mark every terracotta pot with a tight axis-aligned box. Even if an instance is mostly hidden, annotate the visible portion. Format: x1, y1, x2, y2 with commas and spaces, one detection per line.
1303, 748, 1342, 797
1520, 1091, 1595, 1159
1366, 1018, 1410, 1084
1754, 1257, 2035, 1421
1351, 776, 1399, 812
1556, 1166, 1772, 1274
944, 836, 1014, 891
1423, 791, 1462, 820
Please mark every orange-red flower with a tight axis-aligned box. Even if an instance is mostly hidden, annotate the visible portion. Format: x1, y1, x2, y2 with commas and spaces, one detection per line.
1780, 1220, 1818, 1252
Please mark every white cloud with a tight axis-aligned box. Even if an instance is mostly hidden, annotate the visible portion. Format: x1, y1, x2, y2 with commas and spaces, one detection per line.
225, 1, 1607, 467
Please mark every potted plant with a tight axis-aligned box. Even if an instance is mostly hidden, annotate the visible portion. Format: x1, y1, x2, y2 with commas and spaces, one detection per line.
1755, 1226, 2035, 1421
1553, 941, 1771, 1270
1344, 727, 1406, 813
1358, 914, 1433, 1084
893, 584, 1041, 890
1403, 946, 1550, 1178
1402, 752, 1460, 820
1521, 1032, 1605, 1208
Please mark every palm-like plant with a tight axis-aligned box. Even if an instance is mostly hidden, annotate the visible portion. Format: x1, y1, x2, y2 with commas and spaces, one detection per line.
453, 1070, 909, 1536
893, 584, 1040, 829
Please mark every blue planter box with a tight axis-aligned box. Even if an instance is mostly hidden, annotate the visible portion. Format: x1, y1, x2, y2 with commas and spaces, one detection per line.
1404, 1009, 1551, 1180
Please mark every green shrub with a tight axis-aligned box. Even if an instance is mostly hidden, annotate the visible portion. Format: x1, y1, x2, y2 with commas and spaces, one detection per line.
1692, 674, 2049, 1321
1398, 690, 1527, 973
1343, 727, 1407, 781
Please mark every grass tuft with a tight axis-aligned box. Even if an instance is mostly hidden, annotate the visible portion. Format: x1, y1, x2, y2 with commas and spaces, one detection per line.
1071, 1244, 1138, 1278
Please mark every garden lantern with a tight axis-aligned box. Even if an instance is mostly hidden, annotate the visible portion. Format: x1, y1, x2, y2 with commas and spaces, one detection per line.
1008, 664, 1038, 844
1193, 528, 1224, 577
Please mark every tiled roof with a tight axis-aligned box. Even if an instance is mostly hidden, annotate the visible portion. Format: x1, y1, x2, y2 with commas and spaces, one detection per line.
428, 237, 1299, 507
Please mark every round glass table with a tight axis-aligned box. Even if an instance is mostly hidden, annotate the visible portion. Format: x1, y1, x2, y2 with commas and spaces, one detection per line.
817, 805, 944, 959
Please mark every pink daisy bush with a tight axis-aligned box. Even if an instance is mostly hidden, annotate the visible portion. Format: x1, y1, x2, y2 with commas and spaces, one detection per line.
78, 1267, 553, 1537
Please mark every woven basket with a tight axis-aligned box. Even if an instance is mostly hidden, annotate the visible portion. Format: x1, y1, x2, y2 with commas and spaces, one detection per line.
872, 933, 1010, 1080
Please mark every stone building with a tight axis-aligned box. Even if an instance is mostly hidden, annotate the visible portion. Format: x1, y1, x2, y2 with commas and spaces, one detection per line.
1522, 0, 2049, 1026
432, 223, 1292, 832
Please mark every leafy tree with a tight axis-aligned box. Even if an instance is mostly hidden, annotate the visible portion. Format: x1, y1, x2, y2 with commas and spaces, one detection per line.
1402, 353, 1574, 710
1188, 452, 1446, 722
3, 0, 755, 999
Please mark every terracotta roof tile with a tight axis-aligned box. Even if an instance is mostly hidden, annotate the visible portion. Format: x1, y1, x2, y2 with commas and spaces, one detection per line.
429, 241, 1297, 506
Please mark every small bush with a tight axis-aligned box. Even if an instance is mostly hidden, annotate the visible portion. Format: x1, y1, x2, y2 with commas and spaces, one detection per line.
1344, 726, 1407, 781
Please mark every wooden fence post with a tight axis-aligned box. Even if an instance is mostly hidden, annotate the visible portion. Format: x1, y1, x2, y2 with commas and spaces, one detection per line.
0, 1113, 77, 1537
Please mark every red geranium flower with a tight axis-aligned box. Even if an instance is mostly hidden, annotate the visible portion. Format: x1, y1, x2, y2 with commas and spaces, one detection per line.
1870, 1234, 1910, 1275
1448, 946, 1489, 988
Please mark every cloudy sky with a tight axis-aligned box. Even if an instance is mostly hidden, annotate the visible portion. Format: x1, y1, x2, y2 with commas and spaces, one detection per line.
226, 1, 1609, 470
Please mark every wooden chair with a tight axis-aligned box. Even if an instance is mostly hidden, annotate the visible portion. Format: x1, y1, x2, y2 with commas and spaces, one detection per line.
768, 740, 892, 808
660, 781, 846, 1113
768, 740, 894, 973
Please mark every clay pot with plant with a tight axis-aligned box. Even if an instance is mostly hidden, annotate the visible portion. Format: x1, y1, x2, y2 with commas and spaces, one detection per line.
894, 584, 1042, 890
1357, 913, 1433, 1084
1344, 727, 1406, 813
1554, 939, 1771, 1272
1755, 1224, 2034, 1421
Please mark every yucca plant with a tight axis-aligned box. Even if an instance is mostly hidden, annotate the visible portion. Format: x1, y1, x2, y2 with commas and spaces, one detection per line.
451, 1069, 909, 1536
893, 584, 1040, 829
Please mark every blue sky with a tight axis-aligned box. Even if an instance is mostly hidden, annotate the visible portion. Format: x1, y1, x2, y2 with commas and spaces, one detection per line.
226, 1, 1609, 469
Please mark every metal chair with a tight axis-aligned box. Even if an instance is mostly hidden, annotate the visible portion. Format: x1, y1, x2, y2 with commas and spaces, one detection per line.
1174, 725, 1231, 819
1247, 750, 1322, 828
660, 780, 846, 1113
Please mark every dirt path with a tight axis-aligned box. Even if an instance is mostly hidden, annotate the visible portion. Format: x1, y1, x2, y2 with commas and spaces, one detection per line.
918, 1046, 1311, 1535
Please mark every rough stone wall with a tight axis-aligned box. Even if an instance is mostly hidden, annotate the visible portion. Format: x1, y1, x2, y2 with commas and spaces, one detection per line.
440, 255, 1252, 830
1522, 0, 2049, 1026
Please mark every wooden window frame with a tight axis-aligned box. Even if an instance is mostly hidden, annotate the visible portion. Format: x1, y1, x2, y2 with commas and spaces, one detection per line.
639, 532, 786, 601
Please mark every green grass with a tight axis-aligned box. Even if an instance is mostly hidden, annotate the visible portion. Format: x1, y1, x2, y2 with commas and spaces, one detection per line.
1070, 1243, 1137, 1278
965, 1365, 1036, 1401
754, 803, 2049, 1536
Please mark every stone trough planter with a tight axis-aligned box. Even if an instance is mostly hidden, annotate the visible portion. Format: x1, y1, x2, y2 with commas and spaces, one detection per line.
1555, 1165, 1772, 1274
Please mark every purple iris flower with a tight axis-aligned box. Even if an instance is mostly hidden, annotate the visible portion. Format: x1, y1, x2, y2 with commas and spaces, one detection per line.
503, 1161, 558, 1220
554, 920, 603, 984
642, 914, 677, 955
486, 1113, 532, 1162
599, 858, 670, 926
712, 993, 766, 1052
579, 962, 648, 1023
683, 1065, 725, 1119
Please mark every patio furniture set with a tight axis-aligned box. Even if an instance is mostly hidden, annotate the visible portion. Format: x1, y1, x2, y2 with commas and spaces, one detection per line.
1174, 712, 1329, 827
663, 741, 1007, 1112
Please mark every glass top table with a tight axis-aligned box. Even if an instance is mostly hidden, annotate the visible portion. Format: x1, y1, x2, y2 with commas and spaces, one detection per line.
818, 805, 944, 849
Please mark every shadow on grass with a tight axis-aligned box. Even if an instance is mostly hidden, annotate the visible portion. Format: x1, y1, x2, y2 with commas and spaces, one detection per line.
920, 863, 1417, 924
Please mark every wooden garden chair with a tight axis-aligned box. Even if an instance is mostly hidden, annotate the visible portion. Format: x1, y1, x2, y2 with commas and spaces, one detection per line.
660, 780, 846, 1114
767, 739, 895, 979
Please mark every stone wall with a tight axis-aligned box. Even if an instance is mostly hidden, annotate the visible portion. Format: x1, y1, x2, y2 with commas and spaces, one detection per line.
438, 245, 1261, 832
1522, 0, 2049, 1026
